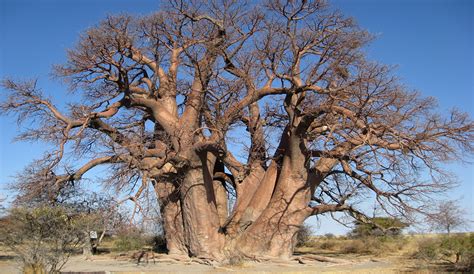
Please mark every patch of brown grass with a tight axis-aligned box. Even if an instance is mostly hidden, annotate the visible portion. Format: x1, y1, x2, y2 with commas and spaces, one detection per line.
297, 235, 409, 256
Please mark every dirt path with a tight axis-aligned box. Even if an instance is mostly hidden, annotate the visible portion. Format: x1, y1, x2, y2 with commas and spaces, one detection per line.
0, 254, 401, 273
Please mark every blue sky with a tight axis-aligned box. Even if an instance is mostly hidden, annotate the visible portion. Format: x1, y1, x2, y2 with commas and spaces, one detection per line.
1, 0, 473, 235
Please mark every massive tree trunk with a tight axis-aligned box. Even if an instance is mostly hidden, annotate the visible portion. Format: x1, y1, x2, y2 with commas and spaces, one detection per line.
179, 159, 225, 259
151, 126, 316, 260
234, 138, 311, 258
152, 155, 310, 260
224, 166, 266, 237
153, 179, 187, 256
150, 124, 316, 260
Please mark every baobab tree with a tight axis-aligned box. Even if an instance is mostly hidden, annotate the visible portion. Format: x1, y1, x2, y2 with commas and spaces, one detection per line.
1, 0, 473, 261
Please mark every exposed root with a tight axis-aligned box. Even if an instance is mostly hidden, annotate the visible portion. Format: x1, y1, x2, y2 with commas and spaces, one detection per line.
154, 253, 190, 261
295, 257, 305, 264
115, 251, 354, 268
190, 257, 217, 266
225, 252, 354, 266
213, 266, 236, 271
293, 254, 354, 264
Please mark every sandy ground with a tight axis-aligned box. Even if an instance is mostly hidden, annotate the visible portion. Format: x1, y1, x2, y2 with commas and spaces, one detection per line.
0, 254, 407, 274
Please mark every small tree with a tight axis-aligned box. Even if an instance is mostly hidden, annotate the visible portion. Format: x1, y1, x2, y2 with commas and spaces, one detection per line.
296, 224, 313, 247
349, 217, 408, 238
13, 183, 126, 257
425, 200, 469, 235
63, 192, 124, 256
0, 206, 83, 273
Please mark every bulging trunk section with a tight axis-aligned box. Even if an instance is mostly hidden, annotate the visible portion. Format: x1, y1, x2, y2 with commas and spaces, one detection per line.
238, 162, 278, 226
235, 154, 311, 259
235, 183, 310, 258
212, 158, 230, 227
213, 179, 228, 227
180, 167, 225, 259
151, 130, 320, 260
225, 166, 265, 237
154, 179, 187, 255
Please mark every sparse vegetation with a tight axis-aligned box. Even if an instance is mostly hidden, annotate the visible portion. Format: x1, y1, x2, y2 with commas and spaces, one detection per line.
414, 237, 440, 261
113, 228, 147, 252
0, 206, 83, 273
294, 216, 409, 256
413, 234, 474, 271
289, 232, 473, 272
108, 226, 167, 253
297, 235, 406, 255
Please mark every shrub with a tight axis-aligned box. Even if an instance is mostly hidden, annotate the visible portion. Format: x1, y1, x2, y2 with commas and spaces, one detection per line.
342, 239, 367, 254
296, 224, 313, 247
113, 228, 146, 252
149, 234, 167, 253
414, 238, 440, 261
439, 234, 474, 271
414, 234, 473, 272
227, 254, 246, 267
340, 236, 406, 255
324, 233, 335, 239
319, 240, 337, 250
0, 206, 83, 273
349, 217, 408, 238
114, 235, 145, 252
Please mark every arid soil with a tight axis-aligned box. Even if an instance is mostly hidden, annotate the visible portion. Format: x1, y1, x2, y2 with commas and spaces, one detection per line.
0, 253, 426, 273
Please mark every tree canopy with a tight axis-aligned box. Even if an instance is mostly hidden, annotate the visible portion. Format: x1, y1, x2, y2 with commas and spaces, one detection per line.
349, 217, 408, 237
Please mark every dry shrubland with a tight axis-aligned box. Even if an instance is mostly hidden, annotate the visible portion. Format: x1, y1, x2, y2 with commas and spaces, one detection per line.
413, 234, 474, 271
298, 235, 407, 255
296, 232, 473, 272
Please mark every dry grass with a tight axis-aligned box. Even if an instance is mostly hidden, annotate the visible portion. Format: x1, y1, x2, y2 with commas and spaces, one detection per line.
296, 233, 473, 272
298, 235, 407, 255
1, 233, 472, 273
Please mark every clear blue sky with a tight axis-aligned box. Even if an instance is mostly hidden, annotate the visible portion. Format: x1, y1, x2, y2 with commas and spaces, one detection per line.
1, 0, 473, 234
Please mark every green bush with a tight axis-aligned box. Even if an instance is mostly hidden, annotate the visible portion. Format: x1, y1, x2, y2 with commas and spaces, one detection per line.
349, 217, 408, 238
414, 234, 473, 272
439, 234, 474, 271
113, 229, 146, 252
114, 235, 145, 252
414, 238, 440, 261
